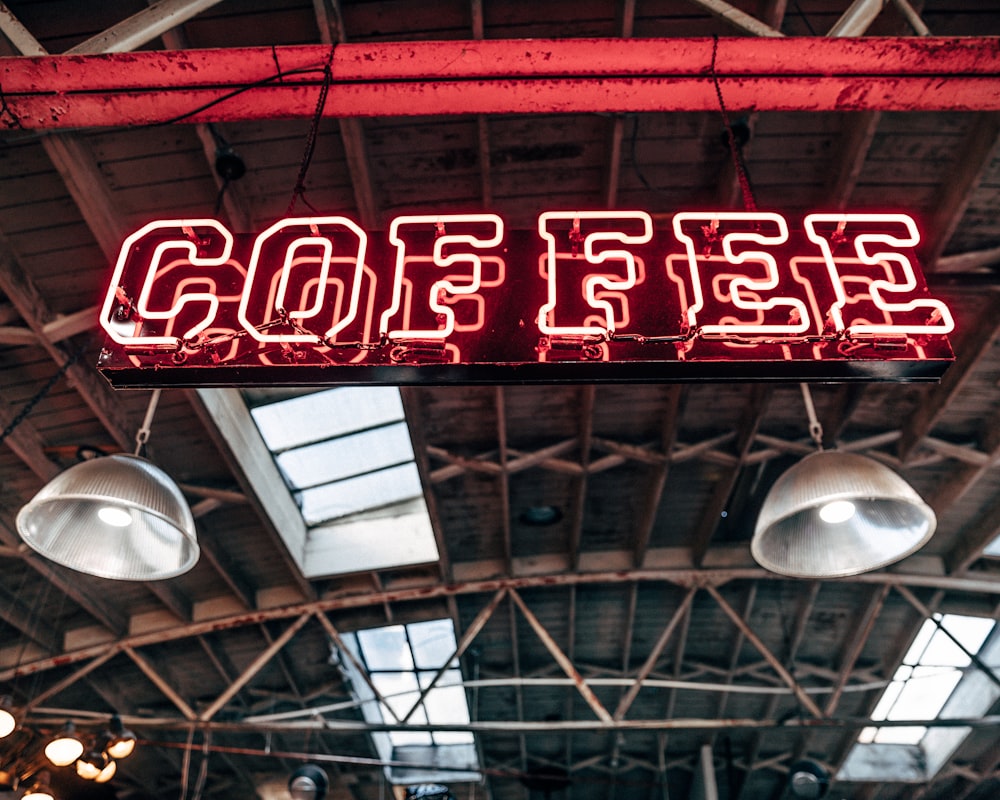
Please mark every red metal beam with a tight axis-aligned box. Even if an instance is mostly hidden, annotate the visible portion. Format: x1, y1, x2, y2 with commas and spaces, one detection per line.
2, 37, 999, 128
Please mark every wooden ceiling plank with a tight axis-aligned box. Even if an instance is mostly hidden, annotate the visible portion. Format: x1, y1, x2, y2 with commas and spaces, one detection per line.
567, 386, 594, 572
936, 245, 1000, 273
495, 387, 513, 575
706, 584, 824, 719
0, 2, 44, 55
24, 647, 119, 710
0, 577, 63, 653
0, 236, 135, 453
122, 643, 198, 720
823, 584, 890, 717
690, 387, 770, 566
471, 0, 493, 208
315, 0, 379, 231
897, 295, 1000, 462
602, 0, 635, 209
827, 0, 888, 37
632, 386, 682, 567
0, 397, 60, 482
687, 0, 784, 36
401, 388, 453, 584
613, 587, 696, 721
945, 492, 1000, 575
190, 530, 254, 612
189, 388, 316, 602
510, 588, 613, 723
825, 112, 881, 208
507, 593, 528, 770
924, 113, 1000, 266
734, 580, 820, 800
66, 0, 224, 55
714, 582, 759, 720
3, 561, 1000, 685
143, 580, 193, 622
928, 403, 1000, 516
158, 24, 255, 233
199, 611, 312, 721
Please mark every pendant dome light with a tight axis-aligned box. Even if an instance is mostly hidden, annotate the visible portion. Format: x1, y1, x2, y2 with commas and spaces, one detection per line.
16, 391, 199, 581
0, 696, 16, 738
104, 715, 137, 760
751, 385, 936, 579
44, 722, 84, 767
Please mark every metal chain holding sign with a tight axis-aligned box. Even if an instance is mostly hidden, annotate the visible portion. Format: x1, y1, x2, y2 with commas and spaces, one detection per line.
0, 343, 86, 447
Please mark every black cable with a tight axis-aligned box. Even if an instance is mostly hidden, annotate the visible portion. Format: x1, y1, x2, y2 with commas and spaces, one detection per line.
287, 46, 337, 216
149, 63, 331, 129
711, 35, 757, 212
0, 341, 86, 447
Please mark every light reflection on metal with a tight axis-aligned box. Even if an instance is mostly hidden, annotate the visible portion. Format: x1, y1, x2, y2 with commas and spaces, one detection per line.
97, 210, 954, 385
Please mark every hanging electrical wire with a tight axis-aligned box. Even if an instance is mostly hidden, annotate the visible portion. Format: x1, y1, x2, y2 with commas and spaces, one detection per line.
710, 35, 757, 213
287, 46, 337, 216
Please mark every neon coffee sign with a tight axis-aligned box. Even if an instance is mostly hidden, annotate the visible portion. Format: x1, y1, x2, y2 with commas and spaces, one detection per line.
97, 211, 954, 386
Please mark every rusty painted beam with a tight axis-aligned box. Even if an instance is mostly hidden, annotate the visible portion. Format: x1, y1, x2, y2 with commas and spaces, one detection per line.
2, 38, 999, 129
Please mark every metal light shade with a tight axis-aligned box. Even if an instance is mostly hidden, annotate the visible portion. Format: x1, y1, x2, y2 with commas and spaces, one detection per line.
16, 454, 198, 581
752, 450, 936, 578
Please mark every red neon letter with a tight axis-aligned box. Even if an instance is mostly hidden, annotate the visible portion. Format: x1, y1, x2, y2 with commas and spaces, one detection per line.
379, 214, 504, 341
537, 211, 652, 337
670, 212, 810, 336
803, 214, 954, 337
238, 216, 368, 343
99, 219, 236, 347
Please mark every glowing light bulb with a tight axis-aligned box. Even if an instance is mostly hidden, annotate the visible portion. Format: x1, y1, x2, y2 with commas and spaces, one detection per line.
819, 500, 856, 524
95, 760, 117, 783
98, 506, 133, 527
0, 707, 15, 738
45, 734, 84, 767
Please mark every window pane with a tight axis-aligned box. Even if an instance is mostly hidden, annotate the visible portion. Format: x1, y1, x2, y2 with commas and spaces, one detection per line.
873, 725, 927, 745
886, 666, 962, 722
299, 462, 423, 523
902, 619, 938, 665
359, 626, 413, 671
252, 387, 404, 451
276, 422, 414, 489
410, 619, 459, 669
870, 679, 906, 721
372, 672, 421, 721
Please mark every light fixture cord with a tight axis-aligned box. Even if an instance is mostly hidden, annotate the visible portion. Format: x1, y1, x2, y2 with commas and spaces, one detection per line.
799, 383, 824, 450
710, 35, 756, 212
134, 389, 162, 456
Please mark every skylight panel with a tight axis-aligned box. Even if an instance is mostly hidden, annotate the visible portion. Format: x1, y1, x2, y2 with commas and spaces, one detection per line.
234, 385, 439, 575
275, 421, 414, 490
251, 386, 405, 452
344, 619, 481, 775
298, 462, 423, 524
857, 614, 997, 746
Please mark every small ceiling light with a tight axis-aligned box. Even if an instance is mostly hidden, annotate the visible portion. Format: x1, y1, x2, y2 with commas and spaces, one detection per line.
0, 696, 16, 738
288, 764, 329, 800
16, 391, 199, 581
95, 759, 117, 783
104, 716, 136, 760
44, 722, 84, 767
752, 450, 935, 578
788, 759, 830, 798
76, 746, 112, 781
23, 771, 54, 800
